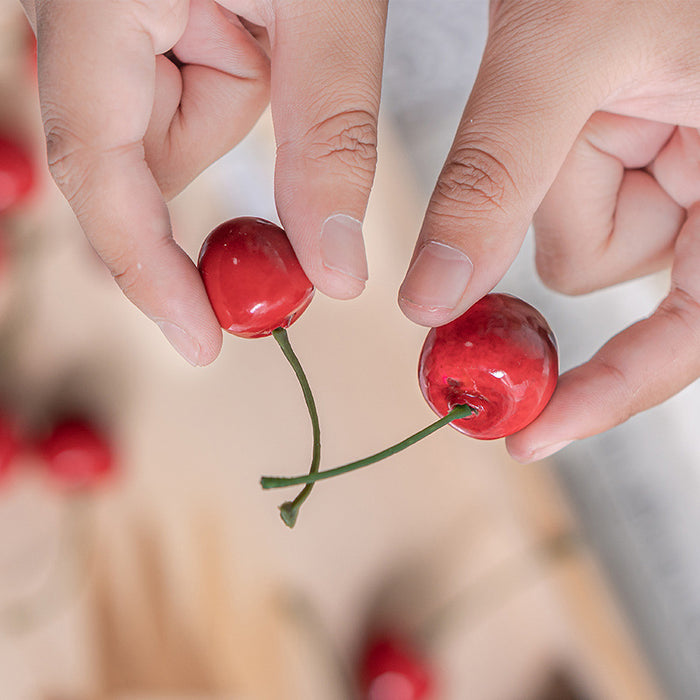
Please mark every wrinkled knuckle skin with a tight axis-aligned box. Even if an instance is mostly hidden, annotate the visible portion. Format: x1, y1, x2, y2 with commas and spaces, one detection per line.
593, 357, 635, 425
658, 287, 700, 347
301, 109, 378, 183
433, 146, 513, 214
109, 256, 142, 301
44, 117, 92, 208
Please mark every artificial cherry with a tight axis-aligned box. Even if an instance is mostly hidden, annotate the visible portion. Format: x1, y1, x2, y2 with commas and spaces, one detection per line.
0, 134, 34, 213
359, 632, 434, 700
198, 216, 314, 338
419, 293, 558, 439
36, 418, 115, 489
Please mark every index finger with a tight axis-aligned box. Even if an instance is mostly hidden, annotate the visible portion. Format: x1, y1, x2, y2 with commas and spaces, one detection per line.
398, 4, 610, 326
35, 0, 221, 365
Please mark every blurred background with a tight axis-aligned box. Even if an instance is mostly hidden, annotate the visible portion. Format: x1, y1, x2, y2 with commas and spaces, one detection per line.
0, 1, 697, 698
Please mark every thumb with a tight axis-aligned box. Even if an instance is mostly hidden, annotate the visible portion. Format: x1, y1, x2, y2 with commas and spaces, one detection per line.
399, 3, 608, 326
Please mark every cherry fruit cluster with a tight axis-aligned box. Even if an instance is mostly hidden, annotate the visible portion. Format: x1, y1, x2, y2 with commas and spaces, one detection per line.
198, 217, 559, 527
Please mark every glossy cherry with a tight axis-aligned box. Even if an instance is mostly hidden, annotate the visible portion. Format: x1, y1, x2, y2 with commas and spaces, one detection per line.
198, 217, 314, 338
359, 633, 434, 700
0, 134, 34, 213
36, 418, 115, 489
419, 293, 558, 440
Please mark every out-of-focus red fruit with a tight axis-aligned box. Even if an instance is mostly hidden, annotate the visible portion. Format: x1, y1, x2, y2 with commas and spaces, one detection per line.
0, 134, 35, 212
359, 633, 434, 700
36, 418, 115, 489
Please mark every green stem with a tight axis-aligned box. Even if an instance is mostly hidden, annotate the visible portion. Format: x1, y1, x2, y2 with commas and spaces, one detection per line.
260, 404, 474, 490
272, 327, 321, 527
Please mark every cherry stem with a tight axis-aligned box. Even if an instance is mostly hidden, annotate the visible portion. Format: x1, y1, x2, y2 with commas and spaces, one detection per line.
272, 327, 321, 527
260, 404, 474, 490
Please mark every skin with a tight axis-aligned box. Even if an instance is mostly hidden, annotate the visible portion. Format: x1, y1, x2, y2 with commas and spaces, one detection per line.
23, 0, 700, 462
399, 0, 700, 463
21, 0, 385, 361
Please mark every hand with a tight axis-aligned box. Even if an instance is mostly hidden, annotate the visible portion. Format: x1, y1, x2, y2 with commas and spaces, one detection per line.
397, 0, 700, 462
23, 0, 386, 365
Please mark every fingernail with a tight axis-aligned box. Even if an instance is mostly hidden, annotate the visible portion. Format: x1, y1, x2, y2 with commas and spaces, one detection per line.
528, 440, 572, 462
320, 214, 368, 283
156, 320, 202, 367
399, 241, 473, 311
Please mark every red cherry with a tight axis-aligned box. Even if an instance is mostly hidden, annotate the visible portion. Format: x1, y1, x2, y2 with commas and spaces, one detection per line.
0, 412, 22, 482
359, 633, 434, 700
36, 418, 115, 489
419, 293, 558, 440
0, 135, 34, 213
198, 217, 314, 338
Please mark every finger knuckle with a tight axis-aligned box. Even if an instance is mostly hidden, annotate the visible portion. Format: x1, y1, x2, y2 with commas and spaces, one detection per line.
535, 247, 591, 296
107, 251, 142, 301
295, 109, 378, 184
127, 0, 179, 15
534, 218, 606, 295
44, 114, 144, 214
592, 356, 635, 425
433, 145, 517, 215
124, 0, 185, 45
44, 115, 93, 207
658, 286, 700, 348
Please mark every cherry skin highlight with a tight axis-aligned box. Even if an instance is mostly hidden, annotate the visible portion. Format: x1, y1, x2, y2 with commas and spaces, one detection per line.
0, 134, 34, 213
36, 418, 115, 489
359, 633, 434, 700
419, 293, 558, 440
198, 217, 314, 338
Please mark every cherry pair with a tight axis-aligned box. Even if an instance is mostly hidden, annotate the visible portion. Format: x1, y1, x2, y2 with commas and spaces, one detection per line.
198, 217, 558, 526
